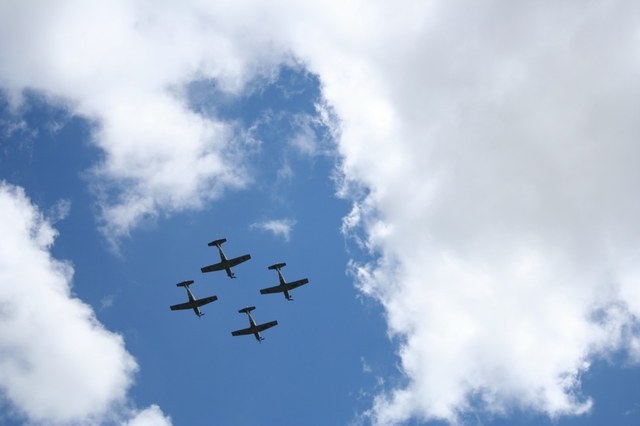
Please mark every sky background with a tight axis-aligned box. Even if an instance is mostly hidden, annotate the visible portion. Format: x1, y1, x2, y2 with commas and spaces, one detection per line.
1, 1, 640, 425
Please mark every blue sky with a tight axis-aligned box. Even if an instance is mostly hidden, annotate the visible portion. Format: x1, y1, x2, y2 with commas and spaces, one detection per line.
1, 2, 640, 426
0, 71, 394, 425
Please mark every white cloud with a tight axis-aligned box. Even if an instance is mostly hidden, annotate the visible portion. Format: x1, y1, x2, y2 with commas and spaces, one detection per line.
361, 357, 372, 374
47, 198, 71, 223
0, 0, 288, 246
100, 294, 115, 311
0, 182, 170, 425
123, 405, 172, 426
288, 113, 319, 156
318, 2, 640, 424
2, 1, 640, 425
251, 218, 296, 241
276, 159, 294, 181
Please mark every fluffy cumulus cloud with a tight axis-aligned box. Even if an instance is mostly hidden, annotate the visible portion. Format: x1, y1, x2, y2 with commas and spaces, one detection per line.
328, 1, 640, 424
0, 0, 288, 244
0, 182, 170, 425
2, 1, 640, 425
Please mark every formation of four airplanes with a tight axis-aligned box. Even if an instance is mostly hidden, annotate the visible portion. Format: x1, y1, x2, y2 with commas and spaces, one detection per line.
169, 238, 310, 343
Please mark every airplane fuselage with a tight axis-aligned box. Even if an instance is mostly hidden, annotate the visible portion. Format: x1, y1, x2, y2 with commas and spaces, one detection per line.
225, 266, 234, 279
184, 286, 203, 317
276, 268, 293, 301
216, 246, 236, 278
246, 312, 263, 341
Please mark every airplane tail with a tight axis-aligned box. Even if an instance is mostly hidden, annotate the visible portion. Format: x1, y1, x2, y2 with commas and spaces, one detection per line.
238, 306, 256, 314
268, 262, 286, 270
176, 280, 195, 287
207, 238, 227, 247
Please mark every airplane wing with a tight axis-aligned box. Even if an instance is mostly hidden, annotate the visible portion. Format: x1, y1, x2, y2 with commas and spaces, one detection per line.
227, 254, 251, 267
200, 262, 224, 273
170, 296, 217, 311
170, 302, 193, 311
259, 285, 284, 295
194, 295, 218, 307
260, 279, 308, 295
231, 327, 254, 336
285, 278, 309, 290
256, 320, 278, 332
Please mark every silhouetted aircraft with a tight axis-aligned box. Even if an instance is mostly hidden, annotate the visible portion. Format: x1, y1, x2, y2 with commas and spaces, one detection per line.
169, 280, 218, 318
260, 263, 309, 301
201, 238, 251, 279
231, 306, 278, 343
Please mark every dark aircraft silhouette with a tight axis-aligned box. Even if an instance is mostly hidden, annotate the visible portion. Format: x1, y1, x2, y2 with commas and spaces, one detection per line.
259, 263, 309, 301
231, 306, 278, 343
201, 238, 251, 279
169, 280, 218, 318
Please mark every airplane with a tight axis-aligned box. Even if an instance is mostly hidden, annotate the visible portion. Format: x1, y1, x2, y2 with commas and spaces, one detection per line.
201, 238, 251, 279
231, 306, 278, 343
169, 280, 218, 318
260, 263, 309, 301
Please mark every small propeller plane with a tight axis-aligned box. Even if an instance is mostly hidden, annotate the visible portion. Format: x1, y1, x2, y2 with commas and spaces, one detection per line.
260, 263, 309, 301
201, 238, 251, 279
169, 280, 218, 318
231, 306, 278, 343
